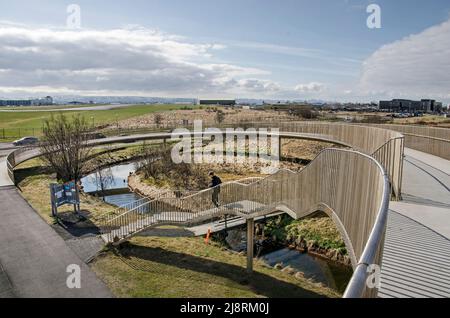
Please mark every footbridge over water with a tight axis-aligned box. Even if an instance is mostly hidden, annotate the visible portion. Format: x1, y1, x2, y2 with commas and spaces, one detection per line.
2, 122, 449, 298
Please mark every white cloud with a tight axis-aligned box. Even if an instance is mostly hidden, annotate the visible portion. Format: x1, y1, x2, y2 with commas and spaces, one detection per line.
360, 18, 450, 99
294, 82, 325, 93
0, 24, 279, 97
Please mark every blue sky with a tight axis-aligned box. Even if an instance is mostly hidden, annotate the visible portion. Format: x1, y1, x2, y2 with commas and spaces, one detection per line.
1, 0, 450, 102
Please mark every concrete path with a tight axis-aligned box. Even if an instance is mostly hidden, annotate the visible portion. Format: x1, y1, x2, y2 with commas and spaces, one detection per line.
0, 157, 13, 187
0, 186, 112, 298
379, 148, 450, 298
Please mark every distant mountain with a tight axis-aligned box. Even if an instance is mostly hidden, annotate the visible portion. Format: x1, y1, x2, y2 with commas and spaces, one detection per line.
52, 95, 197, 105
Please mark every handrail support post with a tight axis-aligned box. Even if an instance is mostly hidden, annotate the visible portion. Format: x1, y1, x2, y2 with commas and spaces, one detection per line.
246, 218, 254, 274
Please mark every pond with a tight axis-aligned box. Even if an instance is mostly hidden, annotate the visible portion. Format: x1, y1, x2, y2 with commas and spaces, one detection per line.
261, 247, 352, 294
81, 162, 142, 207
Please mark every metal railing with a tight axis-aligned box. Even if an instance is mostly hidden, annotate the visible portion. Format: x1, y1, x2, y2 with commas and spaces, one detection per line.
363, 124, 450, 161
250, 122, 404, 199
99, 148, 389, 298
4, 123, 403, 298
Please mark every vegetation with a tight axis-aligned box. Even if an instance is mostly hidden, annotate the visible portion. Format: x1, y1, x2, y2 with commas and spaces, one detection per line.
14, 144, 146, 225
15, 159, 114, 224
154, 113, 163, 128
139, 146, 210, 191
0, 104, 199, 140
286, 216, 347, 253
352, 115, 389, 124
91, 236, 340, 298
215, 109, 226, 124
40, 114, 93, 182
291, 107, 319, 119
393, 114, 450, 127
265, 214, 347, 254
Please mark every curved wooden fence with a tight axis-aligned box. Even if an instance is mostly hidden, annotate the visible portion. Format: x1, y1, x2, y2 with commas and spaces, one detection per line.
100, 148, 390, 298
5, 123, 405, 298
250, 122, 404, 199
366, 124, 450, 160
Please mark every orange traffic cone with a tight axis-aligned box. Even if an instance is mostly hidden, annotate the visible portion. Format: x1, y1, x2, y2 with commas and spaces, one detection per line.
205, 228, 211, 244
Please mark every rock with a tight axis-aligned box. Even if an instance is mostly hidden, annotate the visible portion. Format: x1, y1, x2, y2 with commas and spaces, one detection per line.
294, 272, 305, 280
281, 266, 296, 275
343, 255, 352, 266
274, 263, 283, 270
306, 241, 317, 250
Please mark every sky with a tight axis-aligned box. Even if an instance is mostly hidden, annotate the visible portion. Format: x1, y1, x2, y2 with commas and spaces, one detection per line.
0, 0, 450, 102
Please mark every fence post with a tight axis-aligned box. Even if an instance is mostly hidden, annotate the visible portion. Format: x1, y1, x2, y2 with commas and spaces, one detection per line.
246, 218, 254, 274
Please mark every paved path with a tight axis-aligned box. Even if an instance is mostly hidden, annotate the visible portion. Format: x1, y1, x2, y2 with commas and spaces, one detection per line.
379, 148, 450, 298
0, 186, 112, 298
0, 158, 13, 187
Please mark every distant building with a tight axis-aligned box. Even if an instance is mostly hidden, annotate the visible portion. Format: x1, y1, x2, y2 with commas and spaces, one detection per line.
199, 100, 236, 106
379, 99, 443, 113
0, 96, 53, 106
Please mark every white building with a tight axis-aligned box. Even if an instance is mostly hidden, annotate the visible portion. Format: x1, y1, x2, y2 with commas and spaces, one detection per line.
31, 96, 53, 106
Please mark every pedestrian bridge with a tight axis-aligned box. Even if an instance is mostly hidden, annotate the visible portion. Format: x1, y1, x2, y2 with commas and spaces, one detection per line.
3, 121, 449, 298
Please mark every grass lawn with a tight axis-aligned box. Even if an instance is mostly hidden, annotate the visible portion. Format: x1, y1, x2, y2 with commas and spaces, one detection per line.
13, 144, 149, 224
14, 158, 119, 224
91, 236, 340, 298
0, 104, 198, 140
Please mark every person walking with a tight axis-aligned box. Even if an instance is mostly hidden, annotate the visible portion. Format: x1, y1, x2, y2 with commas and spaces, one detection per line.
209, 171, 222, 208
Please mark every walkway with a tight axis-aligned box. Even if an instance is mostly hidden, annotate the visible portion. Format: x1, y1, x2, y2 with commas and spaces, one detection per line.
0, 186, 112, 298
0, 157, 13, 187
379, 148, 450, 298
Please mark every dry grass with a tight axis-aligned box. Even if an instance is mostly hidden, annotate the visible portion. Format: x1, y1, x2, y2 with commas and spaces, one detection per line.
91, 236, 340, 298
112, 108, 295, 129
282, 139, 347, 161
393, 115, 450, 128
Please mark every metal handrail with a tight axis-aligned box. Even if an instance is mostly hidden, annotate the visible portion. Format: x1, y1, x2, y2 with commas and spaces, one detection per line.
100, 148, 390, 299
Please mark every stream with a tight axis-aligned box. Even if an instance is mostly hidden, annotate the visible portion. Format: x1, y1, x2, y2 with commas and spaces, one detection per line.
261, 248, 352, 293
225, 228, 352, 294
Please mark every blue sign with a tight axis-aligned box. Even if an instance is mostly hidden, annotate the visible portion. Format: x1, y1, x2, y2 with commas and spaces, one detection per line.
50, 182, 80, 217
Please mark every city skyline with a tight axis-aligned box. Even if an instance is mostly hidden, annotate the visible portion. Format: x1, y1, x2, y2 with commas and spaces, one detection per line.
1, 0, 450, 102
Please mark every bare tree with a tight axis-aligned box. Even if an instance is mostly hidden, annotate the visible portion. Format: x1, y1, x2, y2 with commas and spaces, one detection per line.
154, 113, 163, 128
40, 113, 93, 183
139, 144, 208, 191
291, 107, 318, 119
215, 109, 226, 124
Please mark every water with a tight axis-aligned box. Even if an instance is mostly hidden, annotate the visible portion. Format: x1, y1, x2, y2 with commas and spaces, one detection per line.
261, 248, 352, 294
81, 162, 142, 208
81, 162, 139, 193
102, 192, 142, 207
